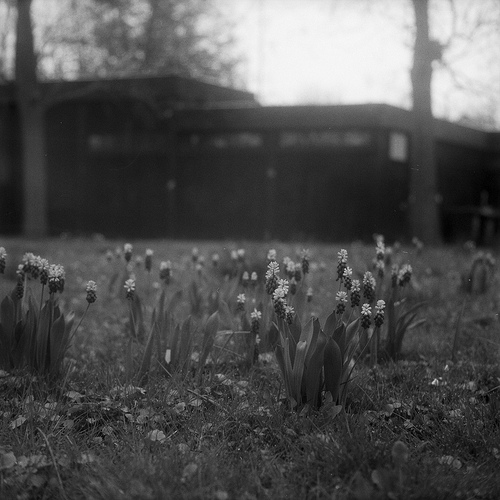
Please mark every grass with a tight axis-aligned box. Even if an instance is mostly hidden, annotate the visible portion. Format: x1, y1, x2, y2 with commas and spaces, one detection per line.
1, 236, 500, 499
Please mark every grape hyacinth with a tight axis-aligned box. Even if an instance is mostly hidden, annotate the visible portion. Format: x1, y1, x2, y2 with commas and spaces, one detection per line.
250, 271, 258, 287
124, 278, 136, 300
0, 247, 7, 274
237, 248, 245, 262
48, 264, 65, 294
284, 305, 295, 324
211, 253, 219, 267
241, 271, 250, 288
375, 259, 385, 279
159, 261, 172, 284
337, 249, 348, 282
374, 300, 386, 328
282, 257, 293, 279
250, 308, 261, 335
145, 249, 153, 273
294, 262, 302, 282
362, 271, 376, 303
39, 259, 49, 285
350, 280, 361, 308
272, 279, 290, 320
273, 279, 289, 300
85, 280, 97, 304
398, 264, 413, 287
343, 267, 353, 291
191, 247, 199, 263
335, 291, 348, 315
376, 240, 385, 261
236, 293, 246, 312
265, 261, 280, 295
391, 264, 399, 288
22, 253, 43, 280
267, 248, 277, 262
124, 243, 133, 263
360, 303, 372, 330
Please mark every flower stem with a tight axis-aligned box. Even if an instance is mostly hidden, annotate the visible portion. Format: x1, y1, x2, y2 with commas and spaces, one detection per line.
70, 303, 90, 343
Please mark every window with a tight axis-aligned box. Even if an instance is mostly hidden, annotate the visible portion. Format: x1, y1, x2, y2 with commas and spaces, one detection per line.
88, 133, 166, 154
280, 130, 371, 148
389, 132, 409, 162
178, 132, 263, 149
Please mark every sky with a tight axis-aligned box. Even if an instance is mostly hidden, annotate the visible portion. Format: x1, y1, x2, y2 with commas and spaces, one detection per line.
227, 0, 412, 106
3, 0, 499, 128
223, 0, 500, 128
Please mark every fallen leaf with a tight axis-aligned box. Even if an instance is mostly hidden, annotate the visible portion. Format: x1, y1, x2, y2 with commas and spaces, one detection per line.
65, 391, 83, 401
438, 455, 454, 465
78, 452, 96, 464
438, 455, 462, 469
237, 401, 250, 411
181, 462, 198, 483
30, 474, 45, 488
57, 455, 71, 468
28, 454, 50, 468
431, 378, 445, 386
146, 429, 166, 443
178, 443, 189, 454
383, 404, 394, 417
101, 425, 114, 436
62, 419, 74, 429
174, 402, 186, 414
0, 451, 16, 471
9, 416, 27, 429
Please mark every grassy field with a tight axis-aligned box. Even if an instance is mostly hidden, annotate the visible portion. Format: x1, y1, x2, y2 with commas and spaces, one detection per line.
1, 236, 500, 499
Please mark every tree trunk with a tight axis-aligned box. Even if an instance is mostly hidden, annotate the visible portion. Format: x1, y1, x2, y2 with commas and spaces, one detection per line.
15, 0, 48, 237
409, 0, 441, 245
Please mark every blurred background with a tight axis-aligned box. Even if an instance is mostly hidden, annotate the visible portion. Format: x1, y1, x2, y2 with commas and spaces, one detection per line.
1, 0, 499, 242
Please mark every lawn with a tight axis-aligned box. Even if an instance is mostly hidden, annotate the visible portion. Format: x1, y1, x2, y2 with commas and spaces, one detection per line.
1, 235, 500, 499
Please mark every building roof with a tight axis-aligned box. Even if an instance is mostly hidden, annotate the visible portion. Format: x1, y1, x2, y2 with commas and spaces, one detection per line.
173, 103, 500, 152
0, 74, 258, 115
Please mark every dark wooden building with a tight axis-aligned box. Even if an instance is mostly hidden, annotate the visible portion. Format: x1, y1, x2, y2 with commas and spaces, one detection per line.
1, 76, 499, 242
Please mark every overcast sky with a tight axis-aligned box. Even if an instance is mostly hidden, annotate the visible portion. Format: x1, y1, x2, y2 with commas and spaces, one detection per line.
225, 0, 500, 127
11, 0, 500, 129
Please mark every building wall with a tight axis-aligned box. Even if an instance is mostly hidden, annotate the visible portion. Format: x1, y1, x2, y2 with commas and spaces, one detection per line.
171, 106, 414, 242
46, 99, 170, 237
1, 89, 498, 241
0, 103, 22, 234
174, 127, 387, 241
37, 103, 500, 241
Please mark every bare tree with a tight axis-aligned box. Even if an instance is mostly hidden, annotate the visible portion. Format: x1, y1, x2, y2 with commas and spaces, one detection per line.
408, 0, 500, 243
0, 1, 15, 81
37, 0, 242, 87
7, 0, 243, 238
408, 0, 442, 244
15, 0, 48, 237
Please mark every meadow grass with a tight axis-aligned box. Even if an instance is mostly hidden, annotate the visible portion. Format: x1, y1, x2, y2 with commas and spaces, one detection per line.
1, 236, 500, 499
